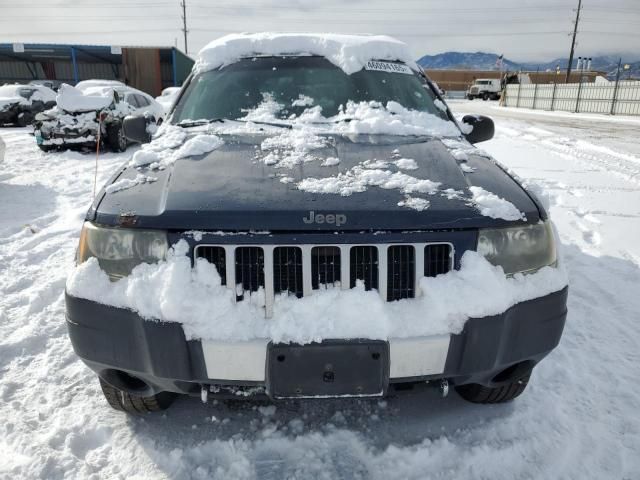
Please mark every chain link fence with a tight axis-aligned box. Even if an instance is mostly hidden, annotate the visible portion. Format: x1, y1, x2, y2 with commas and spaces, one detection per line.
503, 79, 640, 116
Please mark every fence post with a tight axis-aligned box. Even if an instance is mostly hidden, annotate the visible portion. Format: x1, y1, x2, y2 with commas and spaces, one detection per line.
575, 69, 584, 113
550, 80, 557, 111
610, 58, 622, 115
532, 68, 539, 110
516, 82, 522, 108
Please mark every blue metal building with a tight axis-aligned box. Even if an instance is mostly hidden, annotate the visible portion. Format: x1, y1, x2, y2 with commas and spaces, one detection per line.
0, 43, 193, 96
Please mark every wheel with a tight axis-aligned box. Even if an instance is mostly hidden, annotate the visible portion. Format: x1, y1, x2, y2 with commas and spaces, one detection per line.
16, 112, 33, 127
98, 377, 177, 414
466, 94, 474, 100
455, 372, 531, 404
37, 144, 55, 153
106, 123, 128, 152
482, 93, 489, 101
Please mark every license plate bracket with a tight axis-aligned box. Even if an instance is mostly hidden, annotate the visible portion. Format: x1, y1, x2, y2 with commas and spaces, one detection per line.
267, 340, 389, 399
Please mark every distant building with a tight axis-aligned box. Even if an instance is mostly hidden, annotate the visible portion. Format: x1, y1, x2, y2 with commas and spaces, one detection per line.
0, 43, 194, 96
425, 69, 605, 93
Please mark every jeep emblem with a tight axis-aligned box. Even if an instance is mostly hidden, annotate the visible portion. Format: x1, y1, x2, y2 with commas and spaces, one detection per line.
303, 210, 347, 226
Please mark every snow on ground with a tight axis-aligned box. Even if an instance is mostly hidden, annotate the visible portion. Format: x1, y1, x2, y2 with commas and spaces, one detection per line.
1, 102, 640, 478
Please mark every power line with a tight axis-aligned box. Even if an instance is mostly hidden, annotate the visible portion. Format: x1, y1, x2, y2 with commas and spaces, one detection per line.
181, 0, 189, 54
565, 0, 582, 83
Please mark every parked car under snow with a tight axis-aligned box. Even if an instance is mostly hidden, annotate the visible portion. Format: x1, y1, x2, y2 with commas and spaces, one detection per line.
155, 86, 182, 114
34, 82, 164, 152
0, 84, 57, 127
65, 33, 568, 414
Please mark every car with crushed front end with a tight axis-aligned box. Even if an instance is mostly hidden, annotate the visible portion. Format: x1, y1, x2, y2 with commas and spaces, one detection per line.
65, 34, 568, 414
0, 84, 57, 127
34, 82, 164, 152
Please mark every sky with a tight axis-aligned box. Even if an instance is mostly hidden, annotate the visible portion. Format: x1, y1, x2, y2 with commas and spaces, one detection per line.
1, 0, 639, 62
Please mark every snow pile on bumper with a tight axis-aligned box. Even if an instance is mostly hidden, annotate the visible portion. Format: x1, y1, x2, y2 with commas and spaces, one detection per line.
66, 240, 568, 344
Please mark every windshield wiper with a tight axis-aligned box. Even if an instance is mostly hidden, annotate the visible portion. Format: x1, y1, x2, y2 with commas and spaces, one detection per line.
177, 118, 292, 130
241, 119, 292, 129
177, 118, 227, 128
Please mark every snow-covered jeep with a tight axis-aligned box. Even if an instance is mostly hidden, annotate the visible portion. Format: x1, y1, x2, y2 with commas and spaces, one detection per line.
65, 34, 568, 414
0, 84, 56, 127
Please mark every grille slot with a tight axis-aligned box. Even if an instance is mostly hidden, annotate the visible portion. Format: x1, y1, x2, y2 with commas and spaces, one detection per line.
196, 246, 227, 285
424, 244, 452, 277
235, 247, 265, 301
311, 246, 341, 289
273, 247, 303, 298
350, 246, 379, 291
387, 245, 415, 301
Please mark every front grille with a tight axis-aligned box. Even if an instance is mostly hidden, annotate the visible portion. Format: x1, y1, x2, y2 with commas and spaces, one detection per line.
387, 245, 415, 301
350, 246, 379, 291
195, 242, 455, 317
311, 246, 341, 289
196, 246, 226, 285
235, 247, 264, 300
424, 244, 452, 277
273, 247, 303, 298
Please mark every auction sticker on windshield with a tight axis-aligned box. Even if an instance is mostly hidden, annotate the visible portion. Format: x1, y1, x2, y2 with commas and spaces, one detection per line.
364, 60, 413, 74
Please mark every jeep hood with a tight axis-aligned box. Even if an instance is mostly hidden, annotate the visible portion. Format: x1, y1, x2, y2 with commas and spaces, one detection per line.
92, 133, 541, 231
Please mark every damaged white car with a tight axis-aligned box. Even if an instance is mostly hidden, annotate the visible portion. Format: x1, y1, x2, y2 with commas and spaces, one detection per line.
34, 82, 164, 152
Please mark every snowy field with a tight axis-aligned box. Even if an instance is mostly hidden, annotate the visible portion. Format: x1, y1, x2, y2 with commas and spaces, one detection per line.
1, 101, 640, 479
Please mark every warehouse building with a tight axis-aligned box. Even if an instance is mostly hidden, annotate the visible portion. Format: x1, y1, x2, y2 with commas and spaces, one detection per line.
0, 43, 193, 96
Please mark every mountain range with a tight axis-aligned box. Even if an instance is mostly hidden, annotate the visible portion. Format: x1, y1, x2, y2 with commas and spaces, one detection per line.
417, 52, 640, 79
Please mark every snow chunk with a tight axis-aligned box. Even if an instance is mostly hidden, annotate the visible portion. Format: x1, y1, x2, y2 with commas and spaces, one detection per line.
105, 173, 157, 194
397, 196, 430, 211
173, 134, 225, 160
460, 164, 476, 173
260, 128, 327, 168
66, 241, 567, 343
292, 94, 314, 107
128, 127, 223, 170
393, 158, 418, 170
434, 99, 447, 112
332, 101, 460, 137
298, 163, 440, 197
195, 33, 419, 76
321, 157, 340, 167
469, 186, 526, 221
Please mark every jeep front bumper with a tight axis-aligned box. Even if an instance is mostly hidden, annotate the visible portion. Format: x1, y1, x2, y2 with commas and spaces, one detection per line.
65, 287, 567, 399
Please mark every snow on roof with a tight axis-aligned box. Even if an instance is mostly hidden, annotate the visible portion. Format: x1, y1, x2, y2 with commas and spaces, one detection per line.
194, 33, 419, 75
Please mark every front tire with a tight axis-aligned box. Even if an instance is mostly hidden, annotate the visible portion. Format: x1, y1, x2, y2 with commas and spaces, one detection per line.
17, 112, 33, 127
107, 123, 128, 152
98, 377, 177, 414
455, 372, 531, 404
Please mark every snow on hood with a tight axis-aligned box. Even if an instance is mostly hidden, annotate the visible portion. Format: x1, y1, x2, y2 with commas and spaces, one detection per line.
56, 84, 115, 113
194, 32, 420, 75
66, 240, 568, 344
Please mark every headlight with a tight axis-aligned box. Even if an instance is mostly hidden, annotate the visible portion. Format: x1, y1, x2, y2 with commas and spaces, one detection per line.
77, 222, 168, 280
477, 221, 556, 275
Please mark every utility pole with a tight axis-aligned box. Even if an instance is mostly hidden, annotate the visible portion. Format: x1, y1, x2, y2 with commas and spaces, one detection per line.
181, 0, 188, 55
565, 0, 582, 83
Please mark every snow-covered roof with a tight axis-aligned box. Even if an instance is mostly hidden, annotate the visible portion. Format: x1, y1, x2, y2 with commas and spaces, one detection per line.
194, 33, 419, 75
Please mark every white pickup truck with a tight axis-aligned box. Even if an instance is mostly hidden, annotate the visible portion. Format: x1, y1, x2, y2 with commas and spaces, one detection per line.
466, 78, 501, 100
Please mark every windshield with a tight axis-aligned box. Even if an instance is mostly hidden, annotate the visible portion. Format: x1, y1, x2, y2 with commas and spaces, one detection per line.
171, 57, 448, 124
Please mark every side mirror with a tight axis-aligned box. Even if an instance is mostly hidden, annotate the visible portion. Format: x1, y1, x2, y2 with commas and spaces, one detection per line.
122, 115, 151, 144
462, 115, 494, 144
